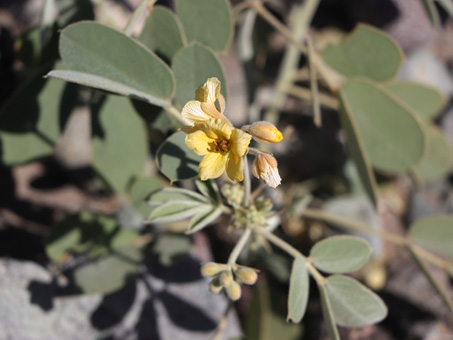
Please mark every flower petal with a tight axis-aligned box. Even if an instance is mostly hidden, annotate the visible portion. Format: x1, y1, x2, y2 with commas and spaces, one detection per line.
199, 152, 226, 180
226, 153, 244, 182
231, 129, 252, 157
186, 130, 214, 155
204, 119, 232, 140
218, 94, 226, 114
182, 101, 214, 125
196, 77, 221, 104
201, 102, 222, 120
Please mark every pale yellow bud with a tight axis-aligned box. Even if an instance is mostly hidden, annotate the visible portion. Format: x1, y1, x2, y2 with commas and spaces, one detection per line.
245, 121, 283, 143
252, 153, 282, 188
226, 281, 242, 301
219, 270, 234, 287
235, 267, 258, 285
209, 278, 223, 294
201, 262, 225, 277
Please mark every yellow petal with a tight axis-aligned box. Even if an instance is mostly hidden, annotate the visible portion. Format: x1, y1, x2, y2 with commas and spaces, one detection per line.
181, 101, 213, 125
185, 130, 214, 155
204, 119, 232, 140
226, 153, 244, 182
201, 102, 222, 119
218, 94, 226, 114
195, 77, 221, 104
230, 129, 252, 157
199, 152, 226, 180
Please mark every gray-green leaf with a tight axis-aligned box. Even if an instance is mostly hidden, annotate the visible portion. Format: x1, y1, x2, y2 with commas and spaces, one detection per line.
409, 215, 453, 256
188, 207, 223, 233
57, 21, 175, 105
339, 78, 426, 173
172, 42, 227, 107
156, 131, 202, 182
326, 275, 387, 327
175, 0, 233, 52
148, 201, 209, 223
322, 24, 403, 82
310, 236, 371, 274
287, 256, 309, 323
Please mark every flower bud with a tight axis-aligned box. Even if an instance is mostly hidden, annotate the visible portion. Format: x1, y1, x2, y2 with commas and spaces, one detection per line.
219, 270, 234, 287
244, 121, 283, 143
252, 153, 282, 188
209, 278, 223, 294
234, 267, 258, 285
201, 262, 225, 277
226, 281, 242, 301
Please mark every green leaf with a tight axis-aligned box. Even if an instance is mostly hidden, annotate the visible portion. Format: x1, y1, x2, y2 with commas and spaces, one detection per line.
156, 131, 202, 182
129, 177, 164, 218
409, 215, 453, 256
188, 206, 222, 233
421, 0, 441, 28
92, 95, 147, 194
337, 94, 378, 207
287, 256, 309, 323
138, 6, 187, 64
57, 21, 175, 105
47, 70, 172, 107
413, 127, 452, 182
195, 179, 221, 204
73, 244, 143, 294
148, 201, 209, 223
0, 63, 77, 165
385, 81, 446, 122
339, 79, 426, 172
326, 275, 387, 327
175, 0, 233, 52
322, 24, 403, 82
318, 283, 340, 340
147, 187, 208, 206
153, 233, 193, 266
310, 236, 371, 274
172, 42, 227, 107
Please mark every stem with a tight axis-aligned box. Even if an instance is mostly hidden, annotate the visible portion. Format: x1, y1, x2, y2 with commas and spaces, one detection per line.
254, 226, 326, 283
164, 105, 184, 124
243, 156, 251, 207
301, 208, 452, 272
227, 228, 252, 265
124, 0, 155, 36
211, 301, 233, 340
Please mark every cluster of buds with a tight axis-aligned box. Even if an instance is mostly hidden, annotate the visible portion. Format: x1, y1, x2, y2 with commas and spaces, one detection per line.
201, 262, 259, 301
232, 196, 272, 229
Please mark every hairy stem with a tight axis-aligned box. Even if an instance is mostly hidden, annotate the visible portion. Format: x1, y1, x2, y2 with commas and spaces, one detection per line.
228, 228, 252, 265
254, 226, 326, 283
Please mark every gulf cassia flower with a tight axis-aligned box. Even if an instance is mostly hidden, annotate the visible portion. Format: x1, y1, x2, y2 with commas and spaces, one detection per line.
243, 121, 283, 143
181, 77, 227, 125
183, 119, 252, 181
252, 153, 282, 188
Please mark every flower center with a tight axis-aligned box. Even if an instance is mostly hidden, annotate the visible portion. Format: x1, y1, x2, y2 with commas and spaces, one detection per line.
210, 138, 230, 154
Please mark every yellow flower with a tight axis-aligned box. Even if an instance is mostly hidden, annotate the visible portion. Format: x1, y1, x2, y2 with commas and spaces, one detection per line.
181, 77, 227, 125
252, 153, 281, 188
244, 121, 283, 143
185, 119, 252, 181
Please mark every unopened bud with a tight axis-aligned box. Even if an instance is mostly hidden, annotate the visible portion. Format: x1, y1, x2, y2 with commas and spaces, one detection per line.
209, 278, 223, 294
219, 270, 233, 287
235, 267, 258, 285
244, 121, 283, 143
226, 281, 242, 301
201, 262, 225, 277
252, 153, 282, 188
